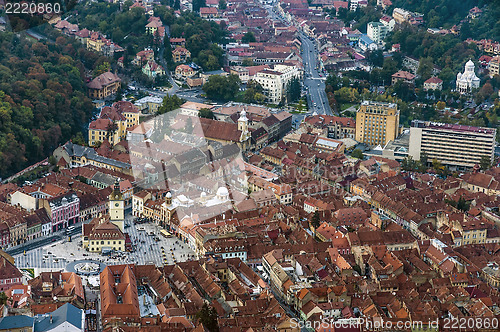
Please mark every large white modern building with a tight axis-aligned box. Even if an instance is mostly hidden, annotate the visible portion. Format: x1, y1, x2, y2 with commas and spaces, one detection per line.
367, 22, 389, 45
253, 64, 302, 104
408, 120, 496, 170
456, 60, 480, 94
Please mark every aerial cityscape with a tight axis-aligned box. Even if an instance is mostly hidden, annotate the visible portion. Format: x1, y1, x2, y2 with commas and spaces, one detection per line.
0, 0, 499, 331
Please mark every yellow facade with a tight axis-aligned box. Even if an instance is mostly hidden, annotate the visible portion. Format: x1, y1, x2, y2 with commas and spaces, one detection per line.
461, 228, 487, 245
88, 239, 124, 252
88, 81, 120, 99
355, 101, 400, 146
88, 110, 139, 147
123, 111, 140, 128
87, 38, 104, 53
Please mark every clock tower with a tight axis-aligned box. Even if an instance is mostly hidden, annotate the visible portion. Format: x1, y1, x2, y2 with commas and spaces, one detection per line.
109, 179, 124, 232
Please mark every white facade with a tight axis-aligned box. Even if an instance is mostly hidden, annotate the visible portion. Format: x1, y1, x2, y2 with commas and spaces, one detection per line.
42, 221, 52, 236
367, 22, 389, 45
10, 191, 37, 212
456, 60, 480, 94
408, 120, 496, 170
253, 65, 302, 104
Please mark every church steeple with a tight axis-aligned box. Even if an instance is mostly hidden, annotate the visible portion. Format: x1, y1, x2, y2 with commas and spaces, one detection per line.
238, 109, 250, 142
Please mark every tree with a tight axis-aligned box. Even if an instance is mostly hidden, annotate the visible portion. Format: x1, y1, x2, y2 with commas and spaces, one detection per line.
158, 94, 185, 114
218, 0, 227, 10
311, 210, 320, 237
114, 84, 124, 102
72, 132, 86, 146
106, 121, 118, 141
480, 155, 491, 170
192, 0, 206, 12
93, 62, 111, 77
242, 58, 254, 66
417, 57, 434, 81
456, 196, 470, 212
199, 108, 215, 119
419, 151, 429, 168
367, 49, 384, 67
196, 303, 219, 332
436, 101, 446, 110
174, 0, 180, 10
402, 156, 417, 171
202, 74, 241, 101
432, 158, 443, 172
48, 155, 57, 166
241, 32, 256, 44
286, 77, 301, 103
0, 292, 7, 305
351, 149, 364, 159
244, 80, 264, 104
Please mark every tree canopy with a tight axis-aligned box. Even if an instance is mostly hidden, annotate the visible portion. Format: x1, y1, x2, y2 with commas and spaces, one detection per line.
286, 77, 301, 103
202, 74, 241, 101
157, 94, 185, 114
0, 32, 93, 179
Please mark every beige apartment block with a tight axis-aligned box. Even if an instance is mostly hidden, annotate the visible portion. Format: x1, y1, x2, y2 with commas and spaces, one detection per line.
355, 101, 400, 147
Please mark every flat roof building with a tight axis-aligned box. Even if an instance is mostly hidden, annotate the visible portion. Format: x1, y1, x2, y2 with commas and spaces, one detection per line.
408, 120, 496, 170
355, 101, 400, 147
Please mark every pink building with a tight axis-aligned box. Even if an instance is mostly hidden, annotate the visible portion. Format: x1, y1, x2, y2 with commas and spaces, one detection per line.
45, 192, 80, 232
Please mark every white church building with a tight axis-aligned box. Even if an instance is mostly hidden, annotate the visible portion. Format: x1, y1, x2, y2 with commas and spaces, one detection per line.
456, 60, 480, 94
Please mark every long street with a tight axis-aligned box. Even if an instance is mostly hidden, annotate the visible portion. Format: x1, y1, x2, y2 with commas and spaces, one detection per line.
300, 32, 332, 115
266, 4, 332, 115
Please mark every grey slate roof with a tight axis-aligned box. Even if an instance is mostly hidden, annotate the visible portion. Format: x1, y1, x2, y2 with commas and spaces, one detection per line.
34, 303, 83, 331
0, 316, 34, 329
63, 142, 131, 169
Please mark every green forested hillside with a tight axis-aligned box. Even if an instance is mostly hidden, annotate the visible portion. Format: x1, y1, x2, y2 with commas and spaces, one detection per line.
389, 0, 500, 41
68, 1, 226, 70
389, 0, 477, 28
0, 32, 93, 179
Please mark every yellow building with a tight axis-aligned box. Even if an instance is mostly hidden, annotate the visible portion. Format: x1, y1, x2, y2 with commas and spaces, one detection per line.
355, 100, 400, 146
461, 223, 487, 245
482, 263, 500, 288
88, 101, 140, 146
87, 72, 121, 99
82, 179, 126, 253
82, 216, 126, 253
172, 47, 191, 63
146, 18, 163, 35
489, 56, 500, 78
86, 31, 104, 53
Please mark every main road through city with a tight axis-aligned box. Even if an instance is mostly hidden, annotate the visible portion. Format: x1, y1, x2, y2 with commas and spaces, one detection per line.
300, 32, 332, 115
267, 4, 333, 115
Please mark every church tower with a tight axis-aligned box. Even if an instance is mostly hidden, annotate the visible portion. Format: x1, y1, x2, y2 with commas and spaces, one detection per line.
238, 109, 250, 143
109, 179, 124, 232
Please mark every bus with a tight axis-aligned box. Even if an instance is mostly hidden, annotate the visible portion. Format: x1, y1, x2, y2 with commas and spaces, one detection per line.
160, 230, 172, 238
